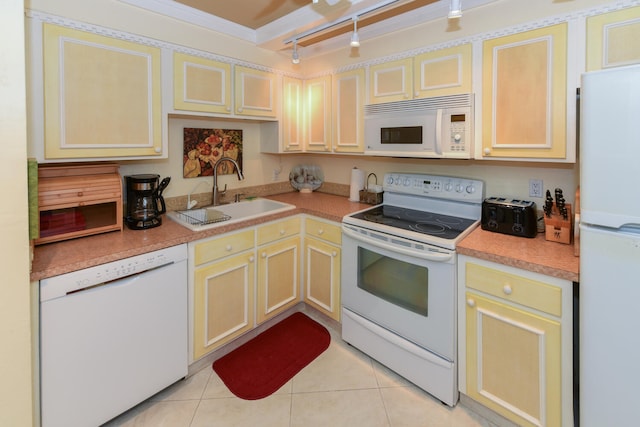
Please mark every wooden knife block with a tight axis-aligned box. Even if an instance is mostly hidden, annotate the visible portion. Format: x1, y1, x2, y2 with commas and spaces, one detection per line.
544, 203, 573, 244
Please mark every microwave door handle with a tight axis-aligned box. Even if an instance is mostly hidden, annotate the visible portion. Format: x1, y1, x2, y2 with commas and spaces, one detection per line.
435, 109, 443, 155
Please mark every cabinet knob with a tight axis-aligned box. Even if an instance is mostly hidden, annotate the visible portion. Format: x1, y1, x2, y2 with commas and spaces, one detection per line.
279, 229, 285, 235
484, 148, 491, 155
467, 298, 475, 307
318, 229, 324, 235
225, 244, 232, 251
226, 106, 231, 112
237, 107, 243, 113
332, 251, 337, 257
261, 252, 267, 258
249, 256, 255, 263
503, 285, 513, 295
155, 147, 162, 153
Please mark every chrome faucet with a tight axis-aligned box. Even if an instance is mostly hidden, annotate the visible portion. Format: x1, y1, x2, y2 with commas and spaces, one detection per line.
212, 157, 244, 206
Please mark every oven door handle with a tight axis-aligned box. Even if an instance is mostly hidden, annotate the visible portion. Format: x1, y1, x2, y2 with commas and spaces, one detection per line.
342, 225, 454, 263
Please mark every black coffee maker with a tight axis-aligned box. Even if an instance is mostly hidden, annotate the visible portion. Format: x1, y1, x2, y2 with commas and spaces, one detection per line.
124, 174, 171, 230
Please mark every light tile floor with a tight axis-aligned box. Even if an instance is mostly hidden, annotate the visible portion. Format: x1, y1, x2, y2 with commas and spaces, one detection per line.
104, 311, 499, 427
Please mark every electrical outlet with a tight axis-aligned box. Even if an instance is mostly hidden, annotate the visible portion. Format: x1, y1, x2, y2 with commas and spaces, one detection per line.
272, 169, 280, 181
529, 179, 543, 198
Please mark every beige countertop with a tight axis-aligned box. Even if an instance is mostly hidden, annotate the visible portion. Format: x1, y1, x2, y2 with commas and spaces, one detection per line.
31, 191, 579, 283
457, 227, 580, 282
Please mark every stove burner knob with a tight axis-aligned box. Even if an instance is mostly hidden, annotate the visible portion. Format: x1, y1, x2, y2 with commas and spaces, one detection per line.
403, 178, 411, 186
455, 184, 464, 193
466, 185, 476, 194
444, 182, 453, 192
386, 176, 394, 185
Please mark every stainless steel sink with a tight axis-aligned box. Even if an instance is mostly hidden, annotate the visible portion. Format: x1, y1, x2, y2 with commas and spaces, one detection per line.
167, 198, 295, 231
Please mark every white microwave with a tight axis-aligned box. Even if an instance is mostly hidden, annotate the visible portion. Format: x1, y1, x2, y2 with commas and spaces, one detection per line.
364, 94, 474, 159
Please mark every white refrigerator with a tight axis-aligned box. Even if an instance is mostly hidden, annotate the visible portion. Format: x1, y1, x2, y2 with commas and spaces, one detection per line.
580, 64, 640, 426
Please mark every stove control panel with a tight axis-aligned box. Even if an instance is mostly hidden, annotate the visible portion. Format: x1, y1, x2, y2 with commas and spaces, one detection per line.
384, 173, 484, 203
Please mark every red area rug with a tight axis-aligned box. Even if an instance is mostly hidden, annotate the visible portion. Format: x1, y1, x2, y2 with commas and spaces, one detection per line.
212, 312, 330, 400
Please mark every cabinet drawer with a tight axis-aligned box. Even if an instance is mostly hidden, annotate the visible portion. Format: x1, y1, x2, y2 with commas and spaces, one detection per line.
465, 262, 562, 317
305, 217, 341, 245
257, 217, 300, 246
194, 229, 255, 266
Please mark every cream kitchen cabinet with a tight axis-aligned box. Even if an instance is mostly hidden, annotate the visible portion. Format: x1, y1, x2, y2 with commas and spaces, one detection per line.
256, 217, 301, 324
234, 65, 278, 118
303, 217, 341, 321
191, 229, 255, 360
368, 44, 472, 104
586, 5, 640, 71
369, 57, 414, 104
412, 43, 472, 99
458, 255, 573, 427
281, 76, 304, 152
42, 23, 163, 160
305, 75, 332, 152
481, 23, 570, 161
332, 69, 365, 153
173, 52, 232, 114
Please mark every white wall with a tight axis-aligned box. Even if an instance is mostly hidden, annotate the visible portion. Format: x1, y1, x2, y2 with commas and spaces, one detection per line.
1, 0, 35, 425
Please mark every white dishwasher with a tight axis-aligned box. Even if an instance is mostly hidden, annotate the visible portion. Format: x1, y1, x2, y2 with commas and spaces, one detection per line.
40, 244, 188, 427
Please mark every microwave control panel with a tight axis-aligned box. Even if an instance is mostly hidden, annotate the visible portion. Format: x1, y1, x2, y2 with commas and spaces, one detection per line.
448, 113, 468, 153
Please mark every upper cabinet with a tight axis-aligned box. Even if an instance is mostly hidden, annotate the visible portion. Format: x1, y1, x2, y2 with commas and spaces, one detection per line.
413, 43, 473, 99
42, 24, 163, 160
369, 57, 413, 104
234, 66, 278, 118
173, 52, 232, 114
481, 23, 569, 160
305, 75, 332, 152
333, 69, 365, 153
369, 44, 472, 104
587, 5, 640, 71
281, 76, 304, 152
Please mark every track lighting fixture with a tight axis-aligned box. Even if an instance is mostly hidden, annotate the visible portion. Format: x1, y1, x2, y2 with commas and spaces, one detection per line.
448, 0, 462, 19
291, 40, 300, 64
350, 16, 360, 47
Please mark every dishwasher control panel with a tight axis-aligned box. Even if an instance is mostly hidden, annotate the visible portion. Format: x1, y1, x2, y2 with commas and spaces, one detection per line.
40, 244, 187, 301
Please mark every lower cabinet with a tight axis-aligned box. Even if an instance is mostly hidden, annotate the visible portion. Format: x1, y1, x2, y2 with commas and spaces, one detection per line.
189, 214, 342, 361
192, 230, 255, 360
256, 234, 300, 324
303, 217, 341, 321
458, 255, 573, 427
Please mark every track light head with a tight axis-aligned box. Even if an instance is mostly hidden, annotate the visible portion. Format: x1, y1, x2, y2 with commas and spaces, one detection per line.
292, 40, 300, 64
448, 0, 462, 19
350, 16, 360, 48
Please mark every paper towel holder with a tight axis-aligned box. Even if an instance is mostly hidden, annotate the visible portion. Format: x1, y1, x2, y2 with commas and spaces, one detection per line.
359, 173, 383, 205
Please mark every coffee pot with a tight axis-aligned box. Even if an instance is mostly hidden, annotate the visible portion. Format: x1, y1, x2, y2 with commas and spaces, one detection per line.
124, 174, 171, 230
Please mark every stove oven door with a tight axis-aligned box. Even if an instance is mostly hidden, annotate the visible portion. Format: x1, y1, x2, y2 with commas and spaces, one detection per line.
341, 224, 456, 361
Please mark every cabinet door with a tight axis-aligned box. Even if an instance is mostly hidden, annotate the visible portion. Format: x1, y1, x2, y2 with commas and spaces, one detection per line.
413, 43, 472, 99
305, 75, 332, 152
282, 76, 304, 152
369, 57, 413, 104
234, 66, 278, 117
193, 251, 255, 359
256, 236, 300, 324
465, 292, 561, 427
587, 5, 640, 71
481, 23, 568, 159
173, 52, 231, 114
303, 236, 341, 321
333, 69, 365, 153
43, 24, 162, 159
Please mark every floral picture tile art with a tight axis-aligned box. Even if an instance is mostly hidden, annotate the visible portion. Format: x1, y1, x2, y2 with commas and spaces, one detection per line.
183, 128, 243, 178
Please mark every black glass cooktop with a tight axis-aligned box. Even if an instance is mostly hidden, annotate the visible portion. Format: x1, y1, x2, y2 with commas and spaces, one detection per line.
350, 205, 477, 240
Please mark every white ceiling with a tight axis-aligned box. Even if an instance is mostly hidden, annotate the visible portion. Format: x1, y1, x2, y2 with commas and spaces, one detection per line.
120, 0, 497, 54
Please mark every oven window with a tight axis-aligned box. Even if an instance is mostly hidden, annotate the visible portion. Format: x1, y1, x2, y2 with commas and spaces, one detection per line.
357, 247, 428, 316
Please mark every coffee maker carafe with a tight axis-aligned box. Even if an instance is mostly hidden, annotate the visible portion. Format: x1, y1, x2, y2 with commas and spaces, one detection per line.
124, 174, 170, 230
